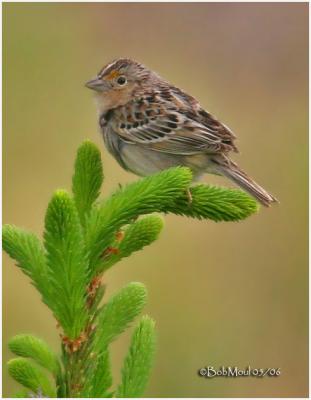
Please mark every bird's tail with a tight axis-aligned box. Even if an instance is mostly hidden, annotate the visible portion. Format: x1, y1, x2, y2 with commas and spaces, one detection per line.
213, 158, 278, 207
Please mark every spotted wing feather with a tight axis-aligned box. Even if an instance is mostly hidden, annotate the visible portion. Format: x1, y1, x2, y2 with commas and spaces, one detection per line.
109, 89, 238, 155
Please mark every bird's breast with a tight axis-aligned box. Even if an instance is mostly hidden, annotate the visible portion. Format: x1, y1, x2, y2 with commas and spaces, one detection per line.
99, 109, 114, 129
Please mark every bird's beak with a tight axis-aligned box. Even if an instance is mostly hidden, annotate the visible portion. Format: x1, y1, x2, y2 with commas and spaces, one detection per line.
85, 77, 107, 92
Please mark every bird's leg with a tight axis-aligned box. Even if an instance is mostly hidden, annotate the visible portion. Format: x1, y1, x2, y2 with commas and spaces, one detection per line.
186, 188, 193, 205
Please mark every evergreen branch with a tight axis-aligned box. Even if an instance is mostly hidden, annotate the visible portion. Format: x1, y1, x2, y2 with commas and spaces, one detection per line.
99, 215, 164, 273
116, 316, 156, 398
82, 284, 149, 397
169, 184, 259, 221
81, 350, 112, 397
85, 167, 192, 274
9, 334, 60, 377
2, 225, 50, 302
4, 141, 262, 398
94, 282, 147, 349
8, 358, 56, 397
72, 140, 104, 226
44, 190, 89, 339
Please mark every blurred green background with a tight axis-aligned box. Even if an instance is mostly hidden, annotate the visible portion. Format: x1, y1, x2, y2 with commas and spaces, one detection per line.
3, 3, 308, 397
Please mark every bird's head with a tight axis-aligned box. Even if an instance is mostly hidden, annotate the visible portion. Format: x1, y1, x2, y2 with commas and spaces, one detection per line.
85, 58, 154, 112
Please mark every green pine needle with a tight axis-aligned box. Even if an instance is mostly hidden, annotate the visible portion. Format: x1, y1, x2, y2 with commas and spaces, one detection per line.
2, 225, 50, 303
8, 358, 56, 397
116, 316, 156, 398
83, 283, 147, 397
72, 140, 104, 226
94, 282, 147, 349
9, 335, 60, 377
44, 190, 89, 339
99, 214, 164, 273
81, 350, 112, 397
85, 166, 192, 274
170, 184, 260, 222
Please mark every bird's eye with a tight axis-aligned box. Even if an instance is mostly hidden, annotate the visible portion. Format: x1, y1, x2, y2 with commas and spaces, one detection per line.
117, 76, 127, 86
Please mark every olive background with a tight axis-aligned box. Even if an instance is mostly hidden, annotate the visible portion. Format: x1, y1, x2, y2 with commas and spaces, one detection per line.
3, 3, 308, 397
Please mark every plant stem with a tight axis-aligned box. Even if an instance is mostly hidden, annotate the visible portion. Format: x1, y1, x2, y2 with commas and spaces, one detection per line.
61, 280, 105, 397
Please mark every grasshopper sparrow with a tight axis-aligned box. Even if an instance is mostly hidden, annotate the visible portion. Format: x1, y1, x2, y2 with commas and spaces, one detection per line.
86, 58, 277, 206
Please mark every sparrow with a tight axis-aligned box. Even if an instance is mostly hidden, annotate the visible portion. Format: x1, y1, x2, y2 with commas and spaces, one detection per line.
86, 58, 277, 206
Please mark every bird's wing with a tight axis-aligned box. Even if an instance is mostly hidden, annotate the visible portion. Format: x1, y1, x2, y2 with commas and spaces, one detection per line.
111, 92, 238, 155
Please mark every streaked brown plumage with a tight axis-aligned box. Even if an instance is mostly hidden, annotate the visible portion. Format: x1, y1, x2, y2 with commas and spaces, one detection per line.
86, 58, 277, 206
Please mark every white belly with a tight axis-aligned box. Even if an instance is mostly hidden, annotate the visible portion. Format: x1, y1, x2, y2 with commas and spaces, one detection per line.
120, 143, 183, 176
